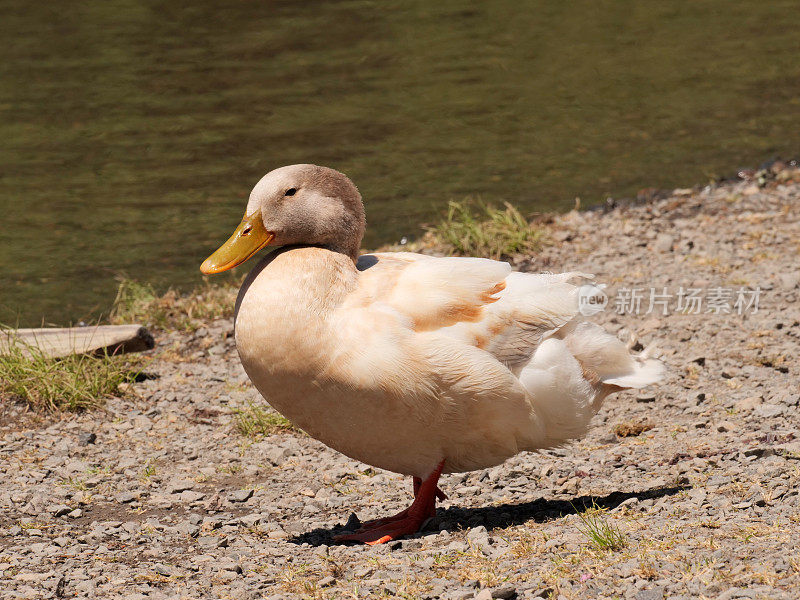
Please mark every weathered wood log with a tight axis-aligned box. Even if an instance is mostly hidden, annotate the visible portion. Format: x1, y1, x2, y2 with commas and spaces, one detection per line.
0, 325, 155, 359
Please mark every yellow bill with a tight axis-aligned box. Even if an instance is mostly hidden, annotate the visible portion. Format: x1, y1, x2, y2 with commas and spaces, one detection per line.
200, 211, 274, 274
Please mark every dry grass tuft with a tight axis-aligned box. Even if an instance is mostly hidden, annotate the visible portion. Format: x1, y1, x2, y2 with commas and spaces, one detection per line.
110, 277, 239, 331
428, 199, 545, 259
235, 402, 296, 438
613, 420, 654, 438
0, 331, 139, 412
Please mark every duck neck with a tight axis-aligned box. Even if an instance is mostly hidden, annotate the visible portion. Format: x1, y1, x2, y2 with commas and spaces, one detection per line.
234, 246, 357, 387
235, 246, 357, 325
325, 240, 360, 263
318, 196, 365, 263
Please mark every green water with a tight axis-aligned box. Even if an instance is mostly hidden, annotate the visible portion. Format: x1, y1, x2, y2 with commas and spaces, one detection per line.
2, 1, 799, 326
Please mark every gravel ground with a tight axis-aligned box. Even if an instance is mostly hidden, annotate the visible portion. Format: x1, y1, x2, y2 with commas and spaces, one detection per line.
2, 164, 799, 600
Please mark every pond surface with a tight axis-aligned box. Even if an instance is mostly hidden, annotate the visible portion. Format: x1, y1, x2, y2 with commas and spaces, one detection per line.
2, 0, 799, 326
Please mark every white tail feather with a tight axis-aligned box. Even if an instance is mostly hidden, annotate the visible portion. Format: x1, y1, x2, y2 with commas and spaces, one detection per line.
560, 321, 664, 389
602, 358, 664, 388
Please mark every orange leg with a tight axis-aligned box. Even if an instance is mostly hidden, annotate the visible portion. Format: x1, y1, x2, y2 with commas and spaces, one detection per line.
414, 476, 448, 501
334, 460, 446, 545
341, 474, 448, 533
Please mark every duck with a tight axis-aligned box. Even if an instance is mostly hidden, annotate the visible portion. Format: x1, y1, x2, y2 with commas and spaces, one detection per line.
200, 164, 663, 545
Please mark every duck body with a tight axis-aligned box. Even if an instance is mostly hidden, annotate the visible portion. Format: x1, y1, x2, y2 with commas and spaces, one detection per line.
234, 244, 661, 478
202, 164, 663, 544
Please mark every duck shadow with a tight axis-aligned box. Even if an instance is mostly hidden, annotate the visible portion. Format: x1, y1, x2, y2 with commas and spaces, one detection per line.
289, 484, 687, 546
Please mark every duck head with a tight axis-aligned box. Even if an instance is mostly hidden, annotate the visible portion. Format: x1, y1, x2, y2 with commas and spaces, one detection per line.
200, 164, 365, 274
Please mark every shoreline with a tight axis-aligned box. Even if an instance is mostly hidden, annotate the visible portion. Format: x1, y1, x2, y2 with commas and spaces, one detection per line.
4, 157, 798, 331
110, 157, 800, 335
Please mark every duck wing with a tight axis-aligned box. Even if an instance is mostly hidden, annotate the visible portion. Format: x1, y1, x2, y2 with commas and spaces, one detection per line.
353, 252, 587, 372
350, 252, 662, 401
352, 252, 513, 331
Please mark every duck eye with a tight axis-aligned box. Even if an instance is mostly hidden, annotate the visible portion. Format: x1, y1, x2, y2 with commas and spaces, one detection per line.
284, 188, 297, 196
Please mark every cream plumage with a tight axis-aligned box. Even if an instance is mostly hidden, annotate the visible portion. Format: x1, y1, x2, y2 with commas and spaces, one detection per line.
201, 164, 663, 544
